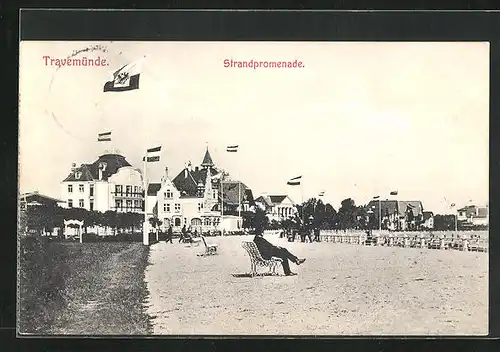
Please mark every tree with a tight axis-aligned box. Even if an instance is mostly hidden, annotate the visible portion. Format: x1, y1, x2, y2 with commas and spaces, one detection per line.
337, 198, 358, 230
253, 207, 269, 233
323, 203, 337, 229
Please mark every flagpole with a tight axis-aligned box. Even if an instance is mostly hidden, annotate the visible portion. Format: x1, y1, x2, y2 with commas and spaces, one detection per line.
143, 154, 148, 245
379, 199, 381, 231
220, 174, 224, 236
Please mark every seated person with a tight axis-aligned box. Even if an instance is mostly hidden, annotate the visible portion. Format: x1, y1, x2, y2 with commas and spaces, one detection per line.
253, 229, 306, 276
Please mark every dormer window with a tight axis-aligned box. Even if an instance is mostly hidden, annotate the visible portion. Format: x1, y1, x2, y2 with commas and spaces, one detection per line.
75, 171, 82, 180
165, 190, 173, 199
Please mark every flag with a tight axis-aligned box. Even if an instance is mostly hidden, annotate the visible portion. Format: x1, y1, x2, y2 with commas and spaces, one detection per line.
211, 172, 223, 180
98, 131, 111, 142
450, 203, 456, 207
226, 145, 238, 152
143, 146, 161, 162
318, 191, 325, 197
373, 196, 380, 199
390, 191, 398, 195
103, 58, 144, 92
287, 176, 302, 186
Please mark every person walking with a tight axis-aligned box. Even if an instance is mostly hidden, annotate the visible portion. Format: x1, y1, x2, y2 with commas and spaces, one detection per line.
166, 224, 173, 244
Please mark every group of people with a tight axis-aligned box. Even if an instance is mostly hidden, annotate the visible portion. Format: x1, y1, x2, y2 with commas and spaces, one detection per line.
279, 227, 321, 243
161, 224, 202, 244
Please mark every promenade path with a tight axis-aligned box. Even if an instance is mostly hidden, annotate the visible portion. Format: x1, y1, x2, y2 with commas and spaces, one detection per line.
144, 234, 487, 335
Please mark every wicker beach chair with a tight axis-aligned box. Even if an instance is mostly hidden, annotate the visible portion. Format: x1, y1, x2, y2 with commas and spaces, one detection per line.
241, 241, 283, 277
196, 236, 218, 256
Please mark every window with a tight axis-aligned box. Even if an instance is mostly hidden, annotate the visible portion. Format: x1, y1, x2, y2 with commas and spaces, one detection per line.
134, 186, 138, 193
126, 185, 132, 195
68, 185, 73, 193
68, 199, 73, 208
79, 199, 84, 208
174, 218, 181, 226
212, 190, 217, 199
90, 200, 94, 211
115, 185, 122, 193
198, 203, 203, 211
126, 200, 132, 208
116, 199, 123, 209
90, 184, 94, 196
174, 203, 181, 212
134, 200, 140, 208
204, 218, 211, 226
79, 184, 84, 192
163, 203, 171, 212
165, 189, 173, 199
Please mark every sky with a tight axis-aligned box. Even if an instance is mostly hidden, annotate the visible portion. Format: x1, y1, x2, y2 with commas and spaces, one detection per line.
19, 41, 489, 214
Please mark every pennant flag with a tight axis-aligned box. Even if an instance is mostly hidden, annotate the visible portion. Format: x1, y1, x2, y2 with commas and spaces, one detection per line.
450, 203, 456, 207
226, 145, 238, 152
390, 191, 398, 195
318, 191, 325, 197
373, 196, 380, 199
104, 58, 144, 92
287, 176, 302, 186
211, 172, 223, 180
143, 146, 161, 162
98, 131, 111, 142
407, 203, 415, 208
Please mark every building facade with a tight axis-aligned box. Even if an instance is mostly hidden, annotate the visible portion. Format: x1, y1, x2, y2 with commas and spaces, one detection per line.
254, 194, 297, 222
366, 200, 424, 231
150, 148, 254, 233
457, 205, 489, 226
60, 153, 144, 213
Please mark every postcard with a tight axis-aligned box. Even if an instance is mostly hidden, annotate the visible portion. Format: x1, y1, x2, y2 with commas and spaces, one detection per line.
18, 40, 489, 336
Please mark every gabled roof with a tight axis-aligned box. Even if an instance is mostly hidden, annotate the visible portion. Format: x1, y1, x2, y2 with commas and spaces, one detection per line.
20, 192, 64, 207
147, 183, 162, 196
172, 166, 219, 197
220, 181, 252, 205
423, 211, 434, 221
62, 154, 133, 182
476, 207, 488, 218
255, 195, 294, 207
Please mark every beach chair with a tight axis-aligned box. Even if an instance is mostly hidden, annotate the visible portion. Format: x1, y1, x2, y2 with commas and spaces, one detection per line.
197, 236, 218, 256
241, 241, 283, 277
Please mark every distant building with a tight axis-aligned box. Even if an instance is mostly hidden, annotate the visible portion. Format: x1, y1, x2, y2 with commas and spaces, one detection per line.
150, 148, 254, 233
254, 194, 297, 222
60, 153, 144, 213
457, 205, 489, 226
366, 200, 424, 230
422, 211, 434, 229
19, 191, 64, 210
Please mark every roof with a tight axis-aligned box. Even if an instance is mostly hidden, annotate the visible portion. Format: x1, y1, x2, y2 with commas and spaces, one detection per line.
398, 201, 423, 217
147, 183, 162, 196
457, 205, 488, 218
201, 148, 214, 167
366, 200, 423, 217
221, 181, 252, 205
423, 211, 434, 221
172, 166, 219, 197
62, 153, 133, 182
255, 195, 294, 207
476, 207, 488, 218
20, 192, 64, 207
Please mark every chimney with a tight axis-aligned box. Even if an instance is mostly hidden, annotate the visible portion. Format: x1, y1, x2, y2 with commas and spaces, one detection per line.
71, 162, 77, 172
195, 166, 199, 173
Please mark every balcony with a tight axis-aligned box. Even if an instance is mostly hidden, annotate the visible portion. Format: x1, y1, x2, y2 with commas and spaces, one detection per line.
111, 191, 144, 198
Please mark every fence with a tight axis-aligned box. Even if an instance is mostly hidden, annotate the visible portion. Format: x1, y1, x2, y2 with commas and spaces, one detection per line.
318, 230, 488, 252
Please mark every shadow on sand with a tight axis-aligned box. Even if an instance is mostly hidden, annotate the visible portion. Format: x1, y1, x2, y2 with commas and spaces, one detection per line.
231, 273, 282, 278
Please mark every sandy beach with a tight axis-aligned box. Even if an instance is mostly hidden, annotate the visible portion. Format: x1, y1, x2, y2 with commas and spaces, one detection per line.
144, 234, 488, 336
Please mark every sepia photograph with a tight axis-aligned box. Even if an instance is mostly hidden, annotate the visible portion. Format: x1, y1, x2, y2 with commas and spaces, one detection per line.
18, 40, 489, 335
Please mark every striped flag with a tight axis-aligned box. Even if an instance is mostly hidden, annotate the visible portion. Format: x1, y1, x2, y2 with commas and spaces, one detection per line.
373, 196, 380, 199
226, 145, 238, 152
98, 131, 111, 142
287, 176, 302, 186
143, 146, 161, 162
390, 191, 398, 195
104, 58, 144, 92
318, 191, 325, 197
450, 203, 456, 207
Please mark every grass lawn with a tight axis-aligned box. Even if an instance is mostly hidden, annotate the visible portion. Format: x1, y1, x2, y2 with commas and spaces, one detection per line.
19, 242, 152, 335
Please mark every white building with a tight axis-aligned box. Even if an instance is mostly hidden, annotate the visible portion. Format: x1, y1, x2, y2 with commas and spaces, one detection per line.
60, 153, 144, 213
254, 194, 297, 222
149, 148, 254, 233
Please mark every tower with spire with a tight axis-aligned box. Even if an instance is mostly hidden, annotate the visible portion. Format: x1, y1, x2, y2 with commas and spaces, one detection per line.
201, 147, 214, 169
